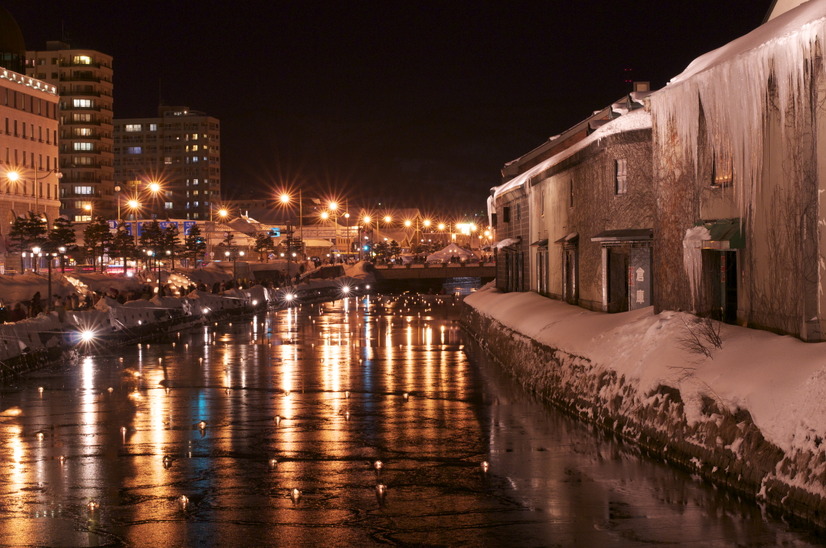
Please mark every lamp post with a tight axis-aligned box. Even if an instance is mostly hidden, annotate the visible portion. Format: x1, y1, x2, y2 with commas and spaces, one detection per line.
126, 199, 141, 246
382, 215, 392, 245
46, 251, 54, 312
147, 180, 162, 219
31, 246, 41, 274
329, 201, 339, 262
4, 167, 62, 217
362, 216, 371, 260
114, 184, 122, 221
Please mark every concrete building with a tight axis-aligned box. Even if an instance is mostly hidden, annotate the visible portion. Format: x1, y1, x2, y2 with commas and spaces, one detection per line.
25, 41, 114, 223
114, 106, 220, 222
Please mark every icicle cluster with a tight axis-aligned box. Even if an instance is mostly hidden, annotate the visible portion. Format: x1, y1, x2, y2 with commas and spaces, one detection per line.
650, 2, 826, 216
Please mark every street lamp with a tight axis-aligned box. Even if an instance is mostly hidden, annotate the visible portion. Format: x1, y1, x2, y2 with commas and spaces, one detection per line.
31, 245, 41, 274
362, 216, 371, 260
147, 180, 162, 219
382, 215, 392, 243
328, 201, 339, 260
126, 199, 141, 246
4, 167, 62, 216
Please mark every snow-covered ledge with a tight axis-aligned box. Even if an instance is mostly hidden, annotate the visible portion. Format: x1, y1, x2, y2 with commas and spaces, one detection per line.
461, 285, 826, 527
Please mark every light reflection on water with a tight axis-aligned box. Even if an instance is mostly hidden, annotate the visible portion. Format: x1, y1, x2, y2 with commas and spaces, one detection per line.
0, 294, 819, 546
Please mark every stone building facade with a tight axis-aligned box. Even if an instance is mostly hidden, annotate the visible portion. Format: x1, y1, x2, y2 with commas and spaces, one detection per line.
649, 2, 826, 340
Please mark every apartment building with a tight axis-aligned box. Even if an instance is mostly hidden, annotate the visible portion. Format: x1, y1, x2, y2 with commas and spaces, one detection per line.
26, 41, 114, 222
114, 106, 220, 221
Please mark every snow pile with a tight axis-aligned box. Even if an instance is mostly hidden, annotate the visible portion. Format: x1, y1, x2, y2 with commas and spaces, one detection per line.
342, 261, 375, 282
0, 273, 76, 304
465, 286, 826, 458
66, 272, 145, 294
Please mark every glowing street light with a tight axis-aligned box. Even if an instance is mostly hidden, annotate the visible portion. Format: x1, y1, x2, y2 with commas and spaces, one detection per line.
147, 181, 163, 219
126, 199, 141, 245
31, 245, 41, 274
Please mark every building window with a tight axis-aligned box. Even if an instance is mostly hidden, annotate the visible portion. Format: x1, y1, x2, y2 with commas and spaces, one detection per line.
712, 148, 733, 187
503, 206, 511, 223
73, 127, 92, 137
569, 179, 574, 208
72, 55, 92, 65
615, 159, 627, 195
149, 123, 158, 131
164, 157, 172, 165
75, 186, 93, 195
165, 202, 173, 210
72, 99, 93, 108
125, 124, 142, 132
126, 146, 142, 154
73, 142, 93, 151
73, 112, 92, 122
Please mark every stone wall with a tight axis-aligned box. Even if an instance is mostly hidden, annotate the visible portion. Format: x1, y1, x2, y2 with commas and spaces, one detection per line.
460, 302, 826, 530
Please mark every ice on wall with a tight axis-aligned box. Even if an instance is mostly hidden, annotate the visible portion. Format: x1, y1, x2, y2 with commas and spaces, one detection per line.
650, 0, 826, 212
682, 226, 711, 311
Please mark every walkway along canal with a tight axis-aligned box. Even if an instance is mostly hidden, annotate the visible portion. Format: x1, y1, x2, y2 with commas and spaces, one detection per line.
0, 293, 819, 545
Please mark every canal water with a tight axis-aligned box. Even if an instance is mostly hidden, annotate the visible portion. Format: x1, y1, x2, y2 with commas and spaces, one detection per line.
0, 295, 820, 546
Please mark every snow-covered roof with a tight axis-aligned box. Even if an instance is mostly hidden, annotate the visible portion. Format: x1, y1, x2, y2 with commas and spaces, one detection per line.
491, 108, 652, 201
426, 243, 474, 262
668, 0, 826, 86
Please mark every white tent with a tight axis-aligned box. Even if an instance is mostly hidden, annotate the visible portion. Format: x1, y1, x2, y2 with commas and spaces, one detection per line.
426, 243, 475, 263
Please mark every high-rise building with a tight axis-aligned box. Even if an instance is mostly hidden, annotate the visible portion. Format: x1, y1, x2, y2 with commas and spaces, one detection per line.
114, 106, 220, 221
25, 41, 114, 222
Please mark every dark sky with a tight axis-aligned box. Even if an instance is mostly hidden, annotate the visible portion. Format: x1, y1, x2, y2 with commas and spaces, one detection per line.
7, 1, 770, 215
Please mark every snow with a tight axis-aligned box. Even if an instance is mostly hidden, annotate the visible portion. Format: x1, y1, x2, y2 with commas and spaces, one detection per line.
425, 243, 475, 263
465, 285, 826, 457
492, 108, 652, 201
0, 273, 77, 305
651, 0, 826, 215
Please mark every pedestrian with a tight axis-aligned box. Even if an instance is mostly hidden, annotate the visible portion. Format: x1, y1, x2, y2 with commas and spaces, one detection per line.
30, 292, 43, 317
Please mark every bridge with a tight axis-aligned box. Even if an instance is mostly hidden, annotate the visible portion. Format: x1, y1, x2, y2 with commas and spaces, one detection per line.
371, 262, 496, 281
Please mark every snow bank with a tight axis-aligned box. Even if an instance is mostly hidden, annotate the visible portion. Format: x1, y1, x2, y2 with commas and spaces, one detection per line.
463, 286, 826, 523
465, 286, 826, 454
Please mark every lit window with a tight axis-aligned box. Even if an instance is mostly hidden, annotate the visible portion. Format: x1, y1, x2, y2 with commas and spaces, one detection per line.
125, 124, 142, 132
164, 157, 172, 165
164, 202, 173, 210
73, 113, 92, 122
72, 99, 93, 108
149, 124, 158, 131
712, 148, 733, 187
73, 142, 93, 151
74, 128, 92, 136
126, 146, 142, 154
72, 55, 92, 65
75, 186, 93, 195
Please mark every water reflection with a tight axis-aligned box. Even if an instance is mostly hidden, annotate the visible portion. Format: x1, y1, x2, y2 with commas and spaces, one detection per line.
0, 294, 818, 546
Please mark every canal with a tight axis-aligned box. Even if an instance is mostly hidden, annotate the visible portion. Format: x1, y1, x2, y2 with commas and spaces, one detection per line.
0, 294, 820, 546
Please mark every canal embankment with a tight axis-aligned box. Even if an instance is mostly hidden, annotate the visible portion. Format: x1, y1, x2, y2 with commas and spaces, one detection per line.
460, 285, 826, 529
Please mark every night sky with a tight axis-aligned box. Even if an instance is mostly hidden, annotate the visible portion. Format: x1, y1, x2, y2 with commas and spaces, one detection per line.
7, 1, 770, 215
